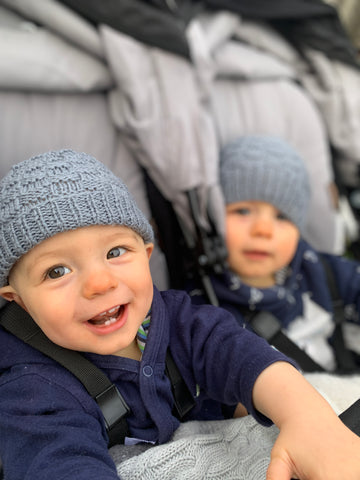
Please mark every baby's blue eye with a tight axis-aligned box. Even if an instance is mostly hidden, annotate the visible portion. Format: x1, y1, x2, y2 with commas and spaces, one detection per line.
235, 208, 251, 215
277, 212, 289, 221
47, 266, 71, 279
107, 246, 126, 259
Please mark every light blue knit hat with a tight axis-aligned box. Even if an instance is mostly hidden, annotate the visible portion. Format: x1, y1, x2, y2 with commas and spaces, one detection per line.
0, 149, 154, 286
219, 135, 310, 231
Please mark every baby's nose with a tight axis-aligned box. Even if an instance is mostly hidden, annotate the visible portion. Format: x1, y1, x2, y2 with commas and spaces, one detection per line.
82, 268, 118, 298
251, 216, 273, 237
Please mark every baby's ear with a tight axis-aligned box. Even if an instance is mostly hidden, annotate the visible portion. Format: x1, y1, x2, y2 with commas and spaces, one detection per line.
0, 285, 21, 303
145, 242, 154, 260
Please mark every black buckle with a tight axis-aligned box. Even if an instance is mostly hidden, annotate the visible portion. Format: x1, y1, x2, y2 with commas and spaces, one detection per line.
250, 311, 282, 342
95, 384, 130, 431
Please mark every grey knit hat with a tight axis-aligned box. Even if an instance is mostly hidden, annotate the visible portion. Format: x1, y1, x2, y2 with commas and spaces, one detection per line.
219, 135, 310, 231
0, 149, 154, 286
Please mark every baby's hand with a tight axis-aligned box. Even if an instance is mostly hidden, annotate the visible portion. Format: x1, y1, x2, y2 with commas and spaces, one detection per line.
252, 362, 360, 480
266, 411, 360, 480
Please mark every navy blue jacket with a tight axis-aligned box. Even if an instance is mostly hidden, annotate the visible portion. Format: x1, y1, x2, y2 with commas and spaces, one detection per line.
0, 287, 292, 480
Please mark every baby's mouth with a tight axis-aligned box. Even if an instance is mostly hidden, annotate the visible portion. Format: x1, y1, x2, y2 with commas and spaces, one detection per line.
88, 305, 123, 327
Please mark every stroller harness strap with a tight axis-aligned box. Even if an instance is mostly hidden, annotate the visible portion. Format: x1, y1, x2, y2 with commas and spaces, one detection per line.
247, 310, 325, 372
319, 255, 357, 373
245, 254, 357, 374
0, 301, 195, 447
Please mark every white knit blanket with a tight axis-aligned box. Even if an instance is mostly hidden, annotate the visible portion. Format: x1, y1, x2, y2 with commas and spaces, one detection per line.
110, 373, 360, 479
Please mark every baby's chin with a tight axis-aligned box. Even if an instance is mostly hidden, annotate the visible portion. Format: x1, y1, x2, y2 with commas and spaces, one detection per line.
237, 272, 276, 288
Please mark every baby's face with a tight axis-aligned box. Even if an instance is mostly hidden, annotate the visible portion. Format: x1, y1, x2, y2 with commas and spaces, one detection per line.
225, 200, 300, 288
0, 225, 154, 359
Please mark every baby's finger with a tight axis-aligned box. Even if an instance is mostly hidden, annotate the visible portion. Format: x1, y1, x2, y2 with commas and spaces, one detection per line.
266, 455, 298, 480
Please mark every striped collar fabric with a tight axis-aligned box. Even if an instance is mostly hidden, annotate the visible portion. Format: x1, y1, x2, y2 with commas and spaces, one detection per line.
136, 311, 151, 353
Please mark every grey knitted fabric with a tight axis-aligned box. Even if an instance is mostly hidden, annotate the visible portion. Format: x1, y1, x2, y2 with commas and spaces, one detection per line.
0, 149, 154, 286
219, 136, 310, 231
109, 372, 360, 479
111, 416, 279, 480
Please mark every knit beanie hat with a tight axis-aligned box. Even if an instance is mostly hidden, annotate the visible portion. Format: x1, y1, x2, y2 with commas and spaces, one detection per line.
0, 149, 154, 287
219, 135, 310, 231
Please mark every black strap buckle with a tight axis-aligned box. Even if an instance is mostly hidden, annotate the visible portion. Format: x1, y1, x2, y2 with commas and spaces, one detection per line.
250, 311, 282, 342
95, 384, 130, 431
165, 350, 195, 419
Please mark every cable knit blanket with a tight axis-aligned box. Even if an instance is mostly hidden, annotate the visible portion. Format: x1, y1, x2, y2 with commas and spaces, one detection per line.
110, 373, 360, 479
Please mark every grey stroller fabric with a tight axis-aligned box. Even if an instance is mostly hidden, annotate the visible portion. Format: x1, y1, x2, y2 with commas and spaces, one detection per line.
1, 0, 359, 256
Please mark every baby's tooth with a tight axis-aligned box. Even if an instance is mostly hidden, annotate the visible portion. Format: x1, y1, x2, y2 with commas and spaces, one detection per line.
104, 317, 117, 326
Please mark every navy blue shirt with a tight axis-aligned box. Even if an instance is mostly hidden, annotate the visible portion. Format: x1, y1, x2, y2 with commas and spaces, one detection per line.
0, 287, 293, 480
